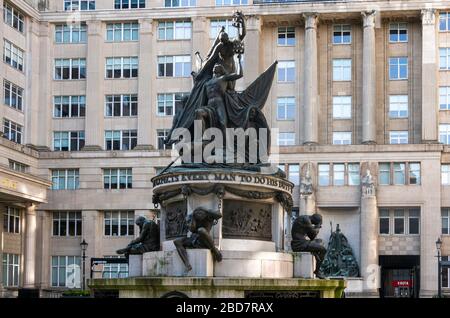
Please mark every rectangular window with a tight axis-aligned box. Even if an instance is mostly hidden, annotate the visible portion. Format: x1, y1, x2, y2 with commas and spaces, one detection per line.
53, 131, 85, 151
64, 0, 96, 11
54, 96, 86, 118
55, 23, 87, 43
157, 129, 171, 150
51, 169, 80, 190
104, 211, 134, 236
105, 130, 137, 150
389, 131, 408, 144
409, 163, 421, 185
318, 164, 330, 186
389, 95, 408, 118
394, 209, 405, 234
2, 254, 19, 287
440, 48, 450, 70
102, 255, 128, 278
105, 95, 138, 117
3, 119, 22, 144
333, 24, 351, 44
3, 2, 25, 33
54, 58, 86, 80
440, 124, 450, 144
216, 0, 247, 5
103, 168, 133, 189
440, 12, 450, 32
52, 212, 82, 236
440, 87, 450, 110
106, 23, 139, 42
158, 21, 191, 40
379, 163, 391, 185
106, 57, 138, 78
51, 256, 81, 288
277, 97, 295, 120
442, 165, 450, 185
3, 207, 20, 234
277, 132, 295, 146
389, 57, 408, 80
278, 27, 295, 46
332, 59, 352, 81
210, 19, 238, 39
393, 163, 406, 185
157, 93, 187, 116
9, 160, 28, 173
332, 132, 352, 145
332, 96, 352, 119
389, 23, 408, 43
408, 209, 420, 235
114, 0, 145, 9
3, 40, 24, 71
443, 256, 450, 288
158, 55, 191, 77
277, 61, 295, 83
333, 163, 345, 186
164, 0, 196, 7
379, 209, 390, 235
348, 163, 360, 186
442, 208, 450, 235
288, 164, 300, 186
3, 80, 23, 111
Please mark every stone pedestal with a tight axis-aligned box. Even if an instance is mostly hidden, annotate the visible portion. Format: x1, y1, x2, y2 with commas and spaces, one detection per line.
128, 255, 143, 277
293, 252, 315, 278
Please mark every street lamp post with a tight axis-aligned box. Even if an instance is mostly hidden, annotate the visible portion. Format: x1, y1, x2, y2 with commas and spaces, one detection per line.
436, 237, 442, 298
80, 239, 88, 291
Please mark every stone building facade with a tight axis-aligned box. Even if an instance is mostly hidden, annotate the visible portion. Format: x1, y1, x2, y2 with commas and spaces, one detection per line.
1, 0, 450, 298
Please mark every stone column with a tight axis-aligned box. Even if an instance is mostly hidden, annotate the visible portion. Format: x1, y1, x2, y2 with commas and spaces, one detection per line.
421, 9, 439, 143
303, 13, 319, 145
243, 16, 262, 87
82, 211, 102, 281
83, 20, 104, 151
23, 204, 37, 288
361, 11, 377, 145
360, 169, 379, 296
136, 19, 154, 150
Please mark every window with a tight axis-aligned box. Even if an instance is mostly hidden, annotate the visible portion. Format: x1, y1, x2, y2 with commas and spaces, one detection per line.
9, 160, 28, 173
165, 0, 196, 7
51, 169, 80, 190
106, 57, 138, 78
379, 209, 390, 235
54, 96, 86, 118
106, 23, 139, 42
104, 211, 134, 236
51, 256, 81, 288
442, 208, 450, 235
379, 163, 391, 185
333, 163, 345, 186
288, 164, 300, 186
441, 48, 450, 71
103, 168, 132, 189
318, 164, 330, 186
3, 119, 22, 144
440, 12, 450, 32
115, 0, 145, 9
409, 163, 421, 185
277, 61, 295, 83
389, 95, 408, 118
440, 87, 450, 110
394, 209, 405, 234
333, 132, 352, 145
2, 254, 19, 287
332, 59, 351, 81
3, 80, 23, 111
333, 25, 351, 44
157, 93, 187, 116
158, 21, 191, 40
3, 207, 20, 234
102, 256, 128, 278
393, 163, 406, 185
52, 212, 82, 236
408, 209, 420, 235
55, 24, 87, 43
389, 57, 408, 80
442, 165, 450, 185
105, 130, 137, 150
64, 0, 95, 10
278, 27, 295, 46
158, 56, 191, 78
389, 131, 408, 144
443, 256, 450, 288
3, 2, 24, 33
348, 163, 360, 186
216, 0, 247, 5
333, 96, 351, 119
440, 124, 450, 144
3, 40, 24, 71
277, 97, 295, 120
389, 23, 408, 43
54, 58, 86, 80
210, 19, 238, 39
157, 129, 170, 150
277, 132, 295, 146
53, 131, 85, 151
105, 95, 138, 117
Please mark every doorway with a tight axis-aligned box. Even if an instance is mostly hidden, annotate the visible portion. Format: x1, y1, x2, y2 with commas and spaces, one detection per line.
379, 255, 420, 298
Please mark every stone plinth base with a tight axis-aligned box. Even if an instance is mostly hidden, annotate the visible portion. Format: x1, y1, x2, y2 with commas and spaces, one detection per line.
143, 250, 213, 277
128, 255, 143, 277
293, 252, 315, 278
214, 251, 293, 278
